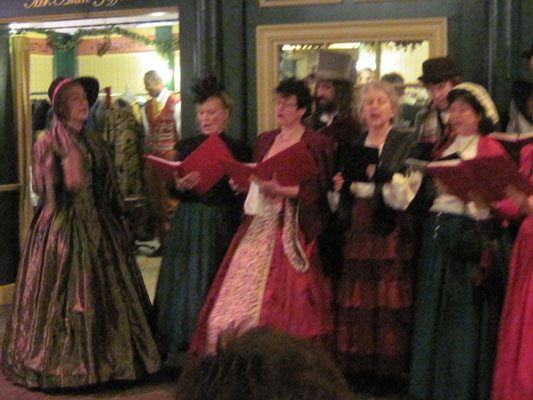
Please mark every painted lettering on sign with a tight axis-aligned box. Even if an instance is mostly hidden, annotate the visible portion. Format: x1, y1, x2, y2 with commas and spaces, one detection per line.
24, 0, 120, 9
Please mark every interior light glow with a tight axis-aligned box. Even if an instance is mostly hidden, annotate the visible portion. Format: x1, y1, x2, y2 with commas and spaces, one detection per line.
136, 21, 175, 28
328, 42, 360, 50
282, 45, 295, 51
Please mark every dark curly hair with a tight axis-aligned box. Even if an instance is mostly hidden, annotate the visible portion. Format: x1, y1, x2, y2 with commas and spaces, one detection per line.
176, 327, 354, 400
275, 77, 313, 120
192, 74, 233, 111
447, 89, 498, 134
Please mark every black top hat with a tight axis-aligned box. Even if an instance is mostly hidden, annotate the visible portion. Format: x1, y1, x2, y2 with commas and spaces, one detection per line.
418, 56, 462, 84
48, 76, 100, 109
522, 40, 533, 59
315, 50, 353, 81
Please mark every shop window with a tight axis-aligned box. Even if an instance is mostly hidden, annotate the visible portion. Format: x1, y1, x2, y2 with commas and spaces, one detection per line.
256, 18, 447, 132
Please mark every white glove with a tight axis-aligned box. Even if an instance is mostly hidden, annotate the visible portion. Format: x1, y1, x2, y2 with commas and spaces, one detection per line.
350, 182, 375, 198
382, 171, 423, 210
327, 190, 340, 212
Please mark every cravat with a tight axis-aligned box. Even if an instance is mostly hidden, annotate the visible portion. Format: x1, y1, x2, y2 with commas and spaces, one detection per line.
153, 99, 162, 118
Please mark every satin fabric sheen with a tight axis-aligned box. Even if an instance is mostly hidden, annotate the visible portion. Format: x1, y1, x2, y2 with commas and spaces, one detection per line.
1, 124, 160, 389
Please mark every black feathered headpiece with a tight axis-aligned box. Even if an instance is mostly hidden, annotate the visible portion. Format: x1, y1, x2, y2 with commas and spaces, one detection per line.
191, 75, 225, 104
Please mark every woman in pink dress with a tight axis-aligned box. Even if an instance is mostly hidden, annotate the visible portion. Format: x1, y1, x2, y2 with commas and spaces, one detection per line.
492, 143, 533, 400
1, 77, 160, 389
189, 77, 335, 356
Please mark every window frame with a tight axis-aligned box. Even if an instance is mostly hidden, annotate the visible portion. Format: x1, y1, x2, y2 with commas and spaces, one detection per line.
256, 17, 447, 133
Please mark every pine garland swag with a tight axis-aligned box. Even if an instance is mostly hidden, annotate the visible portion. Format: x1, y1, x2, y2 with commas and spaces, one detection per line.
17, 26, 179, 56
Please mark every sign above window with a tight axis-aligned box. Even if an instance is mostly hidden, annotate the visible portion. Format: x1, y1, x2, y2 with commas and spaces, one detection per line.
0, 1, 177, 21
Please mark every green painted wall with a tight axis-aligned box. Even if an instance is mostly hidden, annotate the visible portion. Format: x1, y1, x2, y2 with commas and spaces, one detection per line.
518, 0, 533, 80
156, 26, 176, 91
0, 26, 20, 284
53, 46, 78, 79
221, 0, 247, 144
176, 0, 199, 139
177, 0, 247, 144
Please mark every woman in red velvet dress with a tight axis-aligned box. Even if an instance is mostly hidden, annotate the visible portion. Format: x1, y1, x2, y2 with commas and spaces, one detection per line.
189, 77, 335, 356
492, 143, 533, 400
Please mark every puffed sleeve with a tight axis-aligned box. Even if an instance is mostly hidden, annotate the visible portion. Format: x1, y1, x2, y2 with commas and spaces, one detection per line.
382, 170, 424, 211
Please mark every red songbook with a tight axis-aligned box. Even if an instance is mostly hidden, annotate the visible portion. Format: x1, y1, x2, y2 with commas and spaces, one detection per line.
145, 134, 236, 194
220, 141, 319, 190
488, 132, 533, 163
427, 155, 533, 202
144, 155, 182, 184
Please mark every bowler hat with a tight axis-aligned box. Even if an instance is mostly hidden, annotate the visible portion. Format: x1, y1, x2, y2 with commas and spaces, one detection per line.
48, 76, 100, 109
522, 40, 533, 59
418, 56, 462, 84
315, 50, 353, 81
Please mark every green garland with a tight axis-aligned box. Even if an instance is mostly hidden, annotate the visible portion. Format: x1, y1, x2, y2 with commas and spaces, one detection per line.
16, 26, 179, 56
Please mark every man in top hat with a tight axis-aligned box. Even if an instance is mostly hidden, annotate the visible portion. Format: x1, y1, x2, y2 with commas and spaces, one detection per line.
413, 56, 463, 159
507, 40, 533, 134
141, 70, 181, 256
305, 51, 362, 281
305, 50, 361, 145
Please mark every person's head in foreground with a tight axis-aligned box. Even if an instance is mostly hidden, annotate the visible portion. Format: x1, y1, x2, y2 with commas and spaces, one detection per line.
176, 327, 355, 400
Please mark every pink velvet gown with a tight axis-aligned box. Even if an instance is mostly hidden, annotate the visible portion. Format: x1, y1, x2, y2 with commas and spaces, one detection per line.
492, 144, 533, 400
189, 129, 335, 356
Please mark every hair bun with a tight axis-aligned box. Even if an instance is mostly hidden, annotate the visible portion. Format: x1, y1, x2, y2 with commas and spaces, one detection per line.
192, 74, 225, 104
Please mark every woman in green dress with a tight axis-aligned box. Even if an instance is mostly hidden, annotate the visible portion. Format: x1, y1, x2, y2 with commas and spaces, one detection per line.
153, 76, 246, 364
409, 83, 510, 400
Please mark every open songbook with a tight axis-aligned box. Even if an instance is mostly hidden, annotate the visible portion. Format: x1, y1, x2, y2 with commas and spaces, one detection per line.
220, 141, 318, 190
410, 155, 533, 202
144, 134, 235, 194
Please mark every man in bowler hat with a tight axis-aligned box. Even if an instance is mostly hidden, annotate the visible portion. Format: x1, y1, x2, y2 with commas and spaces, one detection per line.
413, 56, 463, 159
